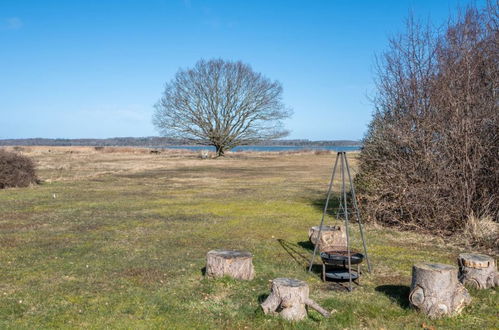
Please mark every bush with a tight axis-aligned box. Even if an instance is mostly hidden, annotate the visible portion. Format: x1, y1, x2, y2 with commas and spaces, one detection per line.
357, 5, 498, 237
0, 150, 38, 189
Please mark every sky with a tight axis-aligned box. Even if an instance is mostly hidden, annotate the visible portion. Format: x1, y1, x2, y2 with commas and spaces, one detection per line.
0, 0, 485, 140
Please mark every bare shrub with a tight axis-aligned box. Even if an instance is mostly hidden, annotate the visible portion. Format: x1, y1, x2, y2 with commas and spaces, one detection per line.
0, 150, 38, 188
357, 4, 498, 238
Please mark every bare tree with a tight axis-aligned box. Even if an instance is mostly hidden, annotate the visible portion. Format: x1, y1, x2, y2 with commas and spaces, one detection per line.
356, 3, 498, 245
153, 59, 292, 156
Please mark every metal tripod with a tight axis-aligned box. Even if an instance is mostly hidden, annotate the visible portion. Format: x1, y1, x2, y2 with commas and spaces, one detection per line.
308, 152, 371, 291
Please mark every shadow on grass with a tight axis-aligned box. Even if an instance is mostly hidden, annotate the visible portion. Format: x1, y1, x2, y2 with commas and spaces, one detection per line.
297, 240, 314, 251
327, 281, 353, 292
277, 239, 323, 276
309, 194, 342, 216
308, 264, 324, 277
257, 293, 269, 304
200, 267, 206, 276
277, 239, 313, 267
375, 285, 411, 309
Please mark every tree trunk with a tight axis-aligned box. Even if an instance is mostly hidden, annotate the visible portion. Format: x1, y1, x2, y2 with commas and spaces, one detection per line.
205, 250, 254, 280
214, 145, 225, 157
309, 225, 347, 252
261, 278, 330, 321
458, 253, 498, 289
409, 263, 471, 318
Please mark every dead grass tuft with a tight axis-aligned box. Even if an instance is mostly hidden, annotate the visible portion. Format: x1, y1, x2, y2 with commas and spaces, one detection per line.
121, 267, 166, 284
464, 214, 499, 252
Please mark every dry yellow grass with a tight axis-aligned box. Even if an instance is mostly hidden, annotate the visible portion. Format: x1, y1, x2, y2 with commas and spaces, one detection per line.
3, 146, 354, 184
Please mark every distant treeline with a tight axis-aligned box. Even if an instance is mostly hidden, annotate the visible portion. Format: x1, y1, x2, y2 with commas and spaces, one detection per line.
0, 137, 362, 147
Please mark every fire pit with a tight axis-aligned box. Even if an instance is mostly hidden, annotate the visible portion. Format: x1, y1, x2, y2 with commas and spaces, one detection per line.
320, 249, 364, 266
319, 247, 364, 284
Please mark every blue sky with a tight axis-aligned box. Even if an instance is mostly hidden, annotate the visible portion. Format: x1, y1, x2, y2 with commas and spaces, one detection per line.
0, 0, 483, 140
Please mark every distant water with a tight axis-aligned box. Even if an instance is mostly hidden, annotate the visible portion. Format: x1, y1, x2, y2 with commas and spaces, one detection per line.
160, 145, 361, 152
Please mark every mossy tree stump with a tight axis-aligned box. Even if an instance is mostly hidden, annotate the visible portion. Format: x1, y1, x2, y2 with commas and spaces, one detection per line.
409, 263, 471, 318
458, 253, 498, 289
308, 225, 347, 252
205, 250, 255, 280
261, 278, 330, 321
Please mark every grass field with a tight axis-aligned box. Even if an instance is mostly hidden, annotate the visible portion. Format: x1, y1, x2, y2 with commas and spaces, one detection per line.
0, 147, 497, 329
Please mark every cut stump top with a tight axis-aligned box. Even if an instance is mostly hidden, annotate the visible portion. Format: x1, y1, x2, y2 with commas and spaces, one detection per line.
207, 249, 252, 259
459, 253, 494, 268
414, 263, 456, 272
273, 278, 307, 287
310, 225, 342, 232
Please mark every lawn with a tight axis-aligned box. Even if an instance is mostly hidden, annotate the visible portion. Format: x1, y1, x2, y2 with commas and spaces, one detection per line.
0, 147, 497, 329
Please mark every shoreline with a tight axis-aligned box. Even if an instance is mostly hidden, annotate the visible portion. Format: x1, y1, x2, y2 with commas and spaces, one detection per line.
1, 145, 362, 154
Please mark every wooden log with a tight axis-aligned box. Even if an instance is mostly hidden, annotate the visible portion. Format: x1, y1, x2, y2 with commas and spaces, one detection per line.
261, 278, 330, 321
205, 250, 255, 280
409, 263, 471, 318
458, 253, 498, 289
308, 225, 347, 252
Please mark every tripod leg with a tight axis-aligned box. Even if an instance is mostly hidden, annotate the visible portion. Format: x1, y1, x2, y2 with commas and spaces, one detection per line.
308, 153, 340, 272
340, 153, 353, 292
344, 154, 372, 273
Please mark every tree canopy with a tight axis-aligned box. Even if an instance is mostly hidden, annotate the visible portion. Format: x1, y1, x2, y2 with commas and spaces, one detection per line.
153, 59, 292, 156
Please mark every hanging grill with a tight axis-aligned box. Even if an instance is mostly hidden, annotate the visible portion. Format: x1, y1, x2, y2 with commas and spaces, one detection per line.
308, 152, 372, 291
320, 248, 364, 266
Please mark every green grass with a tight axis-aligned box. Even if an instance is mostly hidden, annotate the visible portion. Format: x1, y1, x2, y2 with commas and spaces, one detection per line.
0, 151, 497, 329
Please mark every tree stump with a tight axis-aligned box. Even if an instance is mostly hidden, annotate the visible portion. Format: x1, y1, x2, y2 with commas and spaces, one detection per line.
261, 278, 330, 321
309, 225, 347, 252
205, 250, 255, 280
409, 263, 471, 318
458, 253, 499, 289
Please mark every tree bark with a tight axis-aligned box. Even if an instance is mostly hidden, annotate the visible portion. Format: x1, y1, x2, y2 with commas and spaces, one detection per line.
409, 263, 471, 318
458, 253, 498, 289
205, 250, 254, 280
309, 225, 347, 252
214, 145, 225, 157
261, 278, 330, 321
